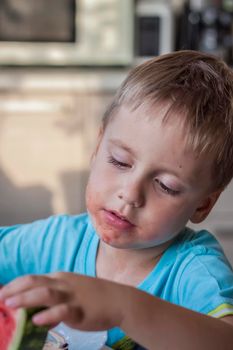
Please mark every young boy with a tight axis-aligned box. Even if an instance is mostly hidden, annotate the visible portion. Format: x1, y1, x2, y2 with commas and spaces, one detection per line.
0, 50, 233, 349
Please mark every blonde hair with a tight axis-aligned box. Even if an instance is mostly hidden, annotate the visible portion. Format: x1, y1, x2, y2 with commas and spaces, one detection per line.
103, 50, 233, 190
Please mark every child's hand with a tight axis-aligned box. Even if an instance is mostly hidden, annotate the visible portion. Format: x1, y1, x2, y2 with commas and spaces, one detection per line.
0, 273, 125, 331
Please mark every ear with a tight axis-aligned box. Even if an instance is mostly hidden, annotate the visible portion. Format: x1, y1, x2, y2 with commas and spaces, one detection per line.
90, 126, 104, 164
190, 190, 222, 224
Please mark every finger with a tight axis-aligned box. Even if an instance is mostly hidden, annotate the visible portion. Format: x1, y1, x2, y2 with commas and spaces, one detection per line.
32, 303, 84, 327
0, 275, 56, 300
4, 285, 70, 309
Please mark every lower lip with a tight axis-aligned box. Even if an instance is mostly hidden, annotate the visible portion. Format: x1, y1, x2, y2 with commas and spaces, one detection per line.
102, 210, 135, 230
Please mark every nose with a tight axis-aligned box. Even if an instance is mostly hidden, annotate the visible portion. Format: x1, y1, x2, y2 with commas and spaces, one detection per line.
118, 178, 145, 208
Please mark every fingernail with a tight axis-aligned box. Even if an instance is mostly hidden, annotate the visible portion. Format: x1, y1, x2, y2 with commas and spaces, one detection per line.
32, 314, 44, 325
5, 297, 18, 308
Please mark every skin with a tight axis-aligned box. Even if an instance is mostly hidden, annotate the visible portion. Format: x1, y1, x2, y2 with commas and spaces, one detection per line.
0, 103, 233, 349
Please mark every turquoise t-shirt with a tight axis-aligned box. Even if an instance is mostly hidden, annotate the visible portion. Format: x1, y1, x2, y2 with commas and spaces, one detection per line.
0, 213, 233, 349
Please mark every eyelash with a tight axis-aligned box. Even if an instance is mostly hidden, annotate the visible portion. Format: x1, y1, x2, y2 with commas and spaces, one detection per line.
108, 156, 180, 196
107, 156, 130, 169
155, 179, 180, 196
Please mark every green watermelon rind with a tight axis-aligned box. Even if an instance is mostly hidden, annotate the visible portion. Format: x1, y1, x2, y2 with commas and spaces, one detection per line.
7, 307, 49, 350
9, 308, 27, 350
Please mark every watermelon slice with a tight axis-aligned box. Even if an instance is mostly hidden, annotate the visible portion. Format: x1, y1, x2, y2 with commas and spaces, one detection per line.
0, 301, 49, 350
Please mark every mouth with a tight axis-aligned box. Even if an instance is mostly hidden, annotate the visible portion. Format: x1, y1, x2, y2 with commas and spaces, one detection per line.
111, 210, 131, 222
102, 209, 135, 230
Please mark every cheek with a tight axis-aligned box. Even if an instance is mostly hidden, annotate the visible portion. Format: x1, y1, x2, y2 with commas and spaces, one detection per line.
160, 201, 197, 235
85, 182, 98, 214
85, 178, 106, 220
142, 200, 190, 237
86, 165, 115, 212
173, 200, 198, 222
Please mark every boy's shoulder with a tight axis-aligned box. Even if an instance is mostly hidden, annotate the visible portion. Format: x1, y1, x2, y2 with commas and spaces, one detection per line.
47, 212, 91, 228
0, 212, 94, 245
159, 227, 231, 281
177, 227, 225, 258
33, 212, 94, 239
171, 228, 233, 315
16, 212, 91, 231
163, 227, 233, 283
171, 227, 233, 291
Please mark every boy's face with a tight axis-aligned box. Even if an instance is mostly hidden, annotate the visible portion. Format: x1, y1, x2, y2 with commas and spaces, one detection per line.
86, 104, 219, 249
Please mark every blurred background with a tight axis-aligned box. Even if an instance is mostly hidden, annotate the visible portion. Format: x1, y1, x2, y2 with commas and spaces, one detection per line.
0, 0, 233, 264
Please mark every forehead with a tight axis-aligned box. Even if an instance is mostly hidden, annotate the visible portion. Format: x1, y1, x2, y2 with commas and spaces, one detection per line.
108, 100, 186, 130
105, 103, 187, 150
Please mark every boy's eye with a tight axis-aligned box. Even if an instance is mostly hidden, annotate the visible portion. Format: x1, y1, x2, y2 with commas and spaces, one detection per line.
155, 179, 180, 196
107, 156, 130, 169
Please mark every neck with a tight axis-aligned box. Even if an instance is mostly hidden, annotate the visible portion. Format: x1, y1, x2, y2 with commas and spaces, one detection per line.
96, 240, 172, 286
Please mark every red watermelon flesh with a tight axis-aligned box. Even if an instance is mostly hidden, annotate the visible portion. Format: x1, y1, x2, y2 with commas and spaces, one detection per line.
0, 301, 26, 350
0, 302, 16, 349
0, 301, 48, 350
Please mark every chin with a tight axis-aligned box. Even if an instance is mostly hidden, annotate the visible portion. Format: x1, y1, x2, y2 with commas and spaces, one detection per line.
100, 234, 131, 249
